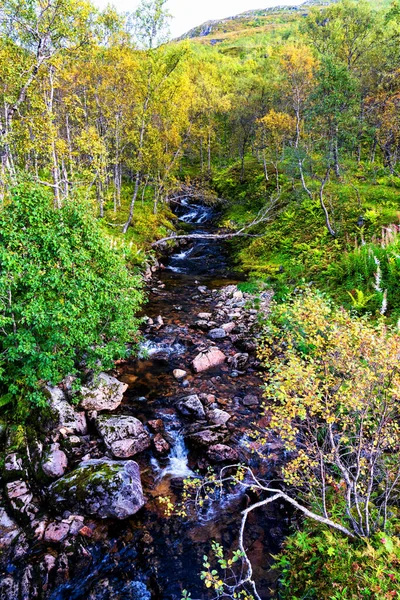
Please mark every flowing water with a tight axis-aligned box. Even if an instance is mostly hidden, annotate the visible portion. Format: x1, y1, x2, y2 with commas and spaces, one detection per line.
41, 199, 287, 600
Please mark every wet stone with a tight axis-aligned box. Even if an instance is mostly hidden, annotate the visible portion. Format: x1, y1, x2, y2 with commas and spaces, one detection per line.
207, 408, 231, 426
208, 328, 227, 340
177, 395, 205, 420
147, 419, 164, 433
173, 369, 187, 380
187, 429, 226, 448
207, 444, 239, 463
153, 434, 170, 456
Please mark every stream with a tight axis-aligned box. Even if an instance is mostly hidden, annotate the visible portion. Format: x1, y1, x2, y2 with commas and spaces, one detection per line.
5, 199, 287, 600
109, 199, 286, 599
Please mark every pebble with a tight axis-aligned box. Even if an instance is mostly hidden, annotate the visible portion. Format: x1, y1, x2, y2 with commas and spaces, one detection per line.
173, 369, 187, 380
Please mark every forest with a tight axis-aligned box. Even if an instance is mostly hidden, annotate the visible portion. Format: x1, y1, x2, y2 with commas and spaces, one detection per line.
1, 0, 400, 598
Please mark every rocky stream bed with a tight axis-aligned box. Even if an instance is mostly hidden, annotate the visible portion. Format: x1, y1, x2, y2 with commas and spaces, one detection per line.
0, 200, 288, 599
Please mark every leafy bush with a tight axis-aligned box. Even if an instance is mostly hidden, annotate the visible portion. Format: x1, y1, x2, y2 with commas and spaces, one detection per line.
0, 185, 143, 408
259, 290, 400, 538
276, 519, 400, 599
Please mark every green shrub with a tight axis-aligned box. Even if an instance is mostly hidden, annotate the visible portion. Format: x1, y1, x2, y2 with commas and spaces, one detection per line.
276, 519, 400, 599
0, 185, 143, 409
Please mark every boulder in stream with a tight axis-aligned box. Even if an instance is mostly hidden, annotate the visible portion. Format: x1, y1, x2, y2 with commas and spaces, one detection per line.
207, 444, 239, 463
48, 459, 145, 519
79, 373, 128, 412
176, 395, 205, 420
153, 434, 170, 456
207, 408, 231, 426
187, 429, 226, 448
192, 347, 226, 373
96, 415, 151, 458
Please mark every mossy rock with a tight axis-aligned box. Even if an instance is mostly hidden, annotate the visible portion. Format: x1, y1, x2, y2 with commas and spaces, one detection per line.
48, 459, 145, 520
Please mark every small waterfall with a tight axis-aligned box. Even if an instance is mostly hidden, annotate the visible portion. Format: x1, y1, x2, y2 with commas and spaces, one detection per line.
173, 248, 194, 260
177, 199, 213, 225
139, 340, 185, 358
153, 427, 195, 480
179, 209, 201, 223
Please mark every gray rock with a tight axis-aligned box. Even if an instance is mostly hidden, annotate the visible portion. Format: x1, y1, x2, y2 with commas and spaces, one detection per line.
0, 507, 21, 557
6, 480, 38, 520
221, 322, 236, 334
79, 373, 128, 412
153, 434, 170, 456
45, 386, 87, 435
4, 453, 25, 480
207, 408, 231, 426
48, 459, 145, 520
229, 353, 249, 370
44, 521, 70, 543
96, 415, 151, 458
177, 395, 205, 420
198, 312, 212, 319
42, 443, 68, 479
0, 577, 19, 600
242, 394, 259, 407
208, 328, 227, 340
194, 319, 211, 331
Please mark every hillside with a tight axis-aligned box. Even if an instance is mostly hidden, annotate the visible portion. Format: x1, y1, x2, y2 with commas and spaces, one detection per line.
179, 1, 333, 42
179, 0, 391, 45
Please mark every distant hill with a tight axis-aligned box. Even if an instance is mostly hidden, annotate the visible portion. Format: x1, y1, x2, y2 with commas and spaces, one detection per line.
178, 0, 390, 46
178, 1, 334, 42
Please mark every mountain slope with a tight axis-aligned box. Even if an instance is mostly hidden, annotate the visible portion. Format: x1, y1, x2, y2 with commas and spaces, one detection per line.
179, 0, 391, 44
178, 1, 333, 41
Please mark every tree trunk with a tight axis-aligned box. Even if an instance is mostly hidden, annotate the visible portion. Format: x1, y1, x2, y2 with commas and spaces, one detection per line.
319, 168, 336, 237
262, 151, 269, 183
123, 90, 150, 233
123, 170, 141, 234
51, 140, 61, 209
207, 130, 211, 172
333, 126, 340, 177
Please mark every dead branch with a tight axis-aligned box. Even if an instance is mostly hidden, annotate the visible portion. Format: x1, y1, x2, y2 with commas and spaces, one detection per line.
151, 195, 280, 247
